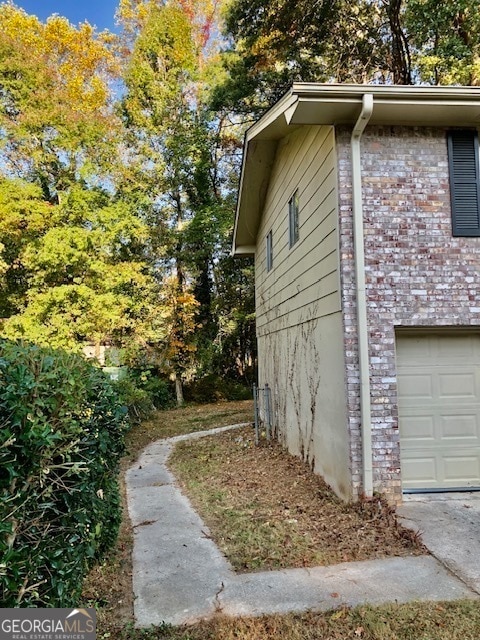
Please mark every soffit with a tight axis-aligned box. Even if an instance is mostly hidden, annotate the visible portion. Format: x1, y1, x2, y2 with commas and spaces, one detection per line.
233, 84, 480, 255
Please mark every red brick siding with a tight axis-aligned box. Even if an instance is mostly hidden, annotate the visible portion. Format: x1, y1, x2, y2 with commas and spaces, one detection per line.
337, 126, 480, 502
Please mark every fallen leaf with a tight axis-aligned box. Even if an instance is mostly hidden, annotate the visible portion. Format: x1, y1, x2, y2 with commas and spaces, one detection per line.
330, 592, 339, 598
330, 609, 344, 620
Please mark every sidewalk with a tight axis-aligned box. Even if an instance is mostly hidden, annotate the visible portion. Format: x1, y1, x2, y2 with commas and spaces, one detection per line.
126, 426, 477, 627
398, 493, 480, 595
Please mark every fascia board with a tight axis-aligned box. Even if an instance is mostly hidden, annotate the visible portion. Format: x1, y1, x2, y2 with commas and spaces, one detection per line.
233, 83, 480, 255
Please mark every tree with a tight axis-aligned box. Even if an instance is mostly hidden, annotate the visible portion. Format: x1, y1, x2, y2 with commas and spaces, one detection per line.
0, 2, 258, 395
1, 182, 162, 352
214, 0, 480, 116
0, 4, 120, 199
212, 255, 256, 383
118, 0, 247, 403
0, 178, 52, 317
213, 0, 392, 115
0, 6, 162, 355
159, 276, 199, 405
406, 0, 480, 84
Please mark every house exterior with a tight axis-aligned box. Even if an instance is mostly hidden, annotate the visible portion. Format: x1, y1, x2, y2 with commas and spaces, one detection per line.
233, 84, 480, 504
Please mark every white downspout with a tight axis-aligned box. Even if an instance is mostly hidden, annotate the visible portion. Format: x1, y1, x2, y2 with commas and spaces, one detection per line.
351, 94, 374, 498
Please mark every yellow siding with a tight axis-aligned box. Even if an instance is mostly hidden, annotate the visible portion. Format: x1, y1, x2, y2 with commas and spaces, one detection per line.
256, 125, 341, 329
258, 314, 351, 501
255, 125, 351, 501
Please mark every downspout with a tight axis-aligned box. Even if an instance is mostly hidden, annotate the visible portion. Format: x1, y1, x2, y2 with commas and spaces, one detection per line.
351, 94, 374, 498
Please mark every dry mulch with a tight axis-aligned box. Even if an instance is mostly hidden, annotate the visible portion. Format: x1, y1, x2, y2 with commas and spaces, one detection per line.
169, 427, 425, 571
81, 457, 134, 632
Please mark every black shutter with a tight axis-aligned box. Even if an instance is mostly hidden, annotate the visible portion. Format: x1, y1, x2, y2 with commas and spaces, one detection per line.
448, 130, 480, 237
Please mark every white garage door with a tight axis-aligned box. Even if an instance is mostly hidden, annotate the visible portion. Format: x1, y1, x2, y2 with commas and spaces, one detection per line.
397, 332, 480, 491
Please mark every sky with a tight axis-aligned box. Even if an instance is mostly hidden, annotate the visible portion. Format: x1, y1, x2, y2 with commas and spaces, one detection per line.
11, 0, 120, 31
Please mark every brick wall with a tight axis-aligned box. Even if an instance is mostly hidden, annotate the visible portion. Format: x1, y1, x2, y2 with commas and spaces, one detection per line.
337, 126, 480, 502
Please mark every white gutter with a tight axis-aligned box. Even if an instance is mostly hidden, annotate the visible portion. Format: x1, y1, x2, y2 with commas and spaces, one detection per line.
351, 94, 374, 498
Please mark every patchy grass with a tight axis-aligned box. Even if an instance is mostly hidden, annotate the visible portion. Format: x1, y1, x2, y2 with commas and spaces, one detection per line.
168, 427, 424, 571
125, 400, 253, 462
82, 401, 479, 640
116, 600, 480, 640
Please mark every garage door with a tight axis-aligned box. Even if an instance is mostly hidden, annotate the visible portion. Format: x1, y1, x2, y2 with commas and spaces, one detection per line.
397, 332, 480, 491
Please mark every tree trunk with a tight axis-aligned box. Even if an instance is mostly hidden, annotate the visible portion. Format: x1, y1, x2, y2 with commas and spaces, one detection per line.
386, 0, 412, 85
175, 374, 184, 407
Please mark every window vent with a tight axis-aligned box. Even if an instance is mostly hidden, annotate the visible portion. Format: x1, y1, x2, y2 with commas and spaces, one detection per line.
288, 190, 299, 248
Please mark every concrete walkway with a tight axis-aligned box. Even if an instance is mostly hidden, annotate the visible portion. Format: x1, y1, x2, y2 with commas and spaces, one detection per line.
398, 493, 480, 596
126, 426, 478, 627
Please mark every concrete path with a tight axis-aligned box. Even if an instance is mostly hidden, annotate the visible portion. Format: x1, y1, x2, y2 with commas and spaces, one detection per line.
398, 493, 480, 596
126, 426, 478, 627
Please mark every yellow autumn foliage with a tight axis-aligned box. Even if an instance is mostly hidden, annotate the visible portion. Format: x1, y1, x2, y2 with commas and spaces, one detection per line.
0, 4, 118, 116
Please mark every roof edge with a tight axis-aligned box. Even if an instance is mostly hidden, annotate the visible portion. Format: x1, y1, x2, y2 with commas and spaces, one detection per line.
233, 83, 480, 255
291, 82, 480, 101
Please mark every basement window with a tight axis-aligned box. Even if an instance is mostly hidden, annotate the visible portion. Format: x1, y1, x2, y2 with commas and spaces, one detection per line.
266, 230, 273, 272
288, 190, 299, 247
447, 130, 480, 236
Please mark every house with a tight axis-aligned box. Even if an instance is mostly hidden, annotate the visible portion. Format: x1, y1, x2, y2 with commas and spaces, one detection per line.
233, 84, 480, 504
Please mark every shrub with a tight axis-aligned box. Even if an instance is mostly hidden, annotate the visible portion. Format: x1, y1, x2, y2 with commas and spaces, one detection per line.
185, 375, 252, 404
113, 375, 154, 423
141, 374, 174, 410
0, 339, 129, 607
115, 370, 174, 421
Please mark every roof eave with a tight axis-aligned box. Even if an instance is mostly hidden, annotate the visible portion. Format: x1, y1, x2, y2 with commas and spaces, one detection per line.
233, 84, 480, 256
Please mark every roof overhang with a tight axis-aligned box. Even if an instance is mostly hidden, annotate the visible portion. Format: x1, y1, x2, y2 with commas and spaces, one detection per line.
233, 83, 480, 256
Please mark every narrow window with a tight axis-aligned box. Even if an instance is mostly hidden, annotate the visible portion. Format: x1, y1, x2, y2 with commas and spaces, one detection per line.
266, 230, 273, 272
447, 130, 480, 236
288, 190, 299, 247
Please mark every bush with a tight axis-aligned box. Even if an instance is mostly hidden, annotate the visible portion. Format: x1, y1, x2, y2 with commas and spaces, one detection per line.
0, 339, 129, 607
113, 376, 154, 423
141, 374, 174, 410
113, 371, 174, 422
185, 375, 252, 404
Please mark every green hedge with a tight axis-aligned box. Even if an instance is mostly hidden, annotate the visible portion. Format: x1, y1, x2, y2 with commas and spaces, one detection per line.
113, 370, 174, 423
0, 340, 129, 607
